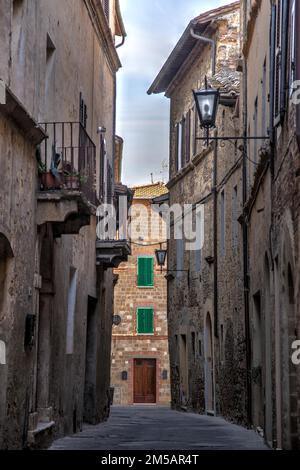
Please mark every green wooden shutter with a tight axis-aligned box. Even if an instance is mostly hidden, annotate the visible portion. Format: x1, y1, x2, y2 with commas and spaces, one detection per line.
137, 257, 154, 287
137, 308, 154, 334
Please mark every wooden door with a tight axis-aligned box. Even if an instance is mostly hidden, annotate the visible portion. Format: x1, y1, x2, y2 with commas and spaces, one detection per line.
134, 359, 156, 403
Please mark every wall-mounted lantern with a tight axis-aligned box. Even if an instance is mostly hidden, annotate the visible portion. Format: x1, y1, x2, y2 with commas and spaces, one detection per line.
121, 371, 128, 381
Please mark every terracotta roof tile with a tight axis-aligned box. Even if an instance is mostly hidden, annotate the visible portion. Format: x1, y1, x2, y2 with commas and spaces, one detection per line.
131, 182, 168, 199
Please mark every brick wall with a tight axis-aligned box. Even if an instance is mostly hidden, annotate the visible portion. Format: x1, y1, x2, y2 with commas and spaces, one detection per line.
111, 197, 170, 405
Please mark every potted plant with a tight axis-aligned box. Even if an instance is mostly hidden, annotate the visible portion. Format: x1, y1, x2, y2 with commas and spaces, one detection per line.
37, 145, 62, 190
63, 170, 81, 190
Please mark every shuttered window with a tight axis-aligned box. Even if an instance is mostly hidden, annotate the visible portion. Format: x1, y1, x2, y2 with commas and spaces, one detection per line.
181, 117, 186, 168
137, 257, 154, 287
175, 123, 179, 173
185, 110, 191, 163
137, 307, 154, 334
290, 0, 296, 97
103, 0, 110, 21
273, 0, 289, 125
274, 0, 282, 124
106, 162, 113, 204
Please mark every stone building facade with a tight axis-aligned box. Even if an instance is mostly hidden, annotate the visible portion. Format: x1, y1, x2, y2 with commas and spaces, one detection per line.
241, 0, 300, 450
149, 0, 300, 450
148, 1, 246, 421
111, 183, 171, 406
0, 0, 129, 449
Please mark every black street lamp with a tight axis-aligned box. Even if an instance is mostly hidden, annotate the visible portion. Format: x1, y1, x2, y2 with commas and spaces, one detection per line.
155, 243, 190, 284
155, 246, 167, 272
193, 76, 269, 146
193, 87, 219, 130
193, 76, 219, 145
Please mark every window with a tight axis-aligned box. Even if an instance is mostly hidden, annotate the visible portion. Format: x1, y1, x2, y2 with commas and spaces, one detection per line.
175, 116, 188, 172
274, 0, 282, 124
102, 0, 110, 22
232, 186, 238, 249
253, 97, 258, 162
193, 104, 199, 156
137, 307, 154, 334
79, 92, 87, 129
181, 117, 186, 168
106, 162, 113, 204
190, 106, 195, 158
220, 190, 225, 256
137, 256, 154, 287
185, 110, 191, 164
261, 60, 267, 136
191, 332, 196, 360
273, 0, 289, 125
290, 0, 296, 97
176, 122, 183, 171
99, 135, 106, 201
66, 267, 77, 355
195, 209, 202, 272
176, 238, 184, 278
220, 325, 225, 363
0, 340, 5, 365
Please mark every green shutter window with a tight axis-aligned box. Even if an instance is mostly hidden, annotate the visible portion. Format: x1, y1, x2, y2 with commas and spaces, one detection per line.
137, 257, 154, 287
137, 308, 154, 334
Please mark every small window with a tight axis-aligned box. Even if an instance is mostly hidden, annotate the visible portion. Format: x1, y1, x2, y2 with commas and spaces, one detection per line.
102, 0, 110, 22
253, 97, 258, 162
137, 257, 154, 287
232, 185, 238, 249
261, 60, 267, 136
66, 267, 77, 355
274, 0, 282, 124
137, 307, 154, 335
79, 92, 87, 129
195, 209, 202, 272
220, 190, 225, 256
176, 118, 186, 172
185, 110, 191, 164
290, 0, 296, 97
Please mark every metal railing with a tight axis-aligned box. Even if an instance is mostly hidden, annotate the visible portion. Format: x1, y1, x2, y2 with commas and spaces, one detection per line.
38, 122, 97, 205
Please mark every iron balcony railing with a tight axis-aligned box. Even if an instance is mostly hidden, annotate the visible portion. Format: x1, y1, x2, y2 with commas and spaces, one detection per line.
38, 122, 97, 205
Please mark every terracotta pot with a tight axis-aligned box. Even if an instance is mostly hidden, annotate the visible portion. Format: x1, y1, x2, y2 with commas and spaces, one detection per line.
64, 175, 80, 190
40, 172, 60, 190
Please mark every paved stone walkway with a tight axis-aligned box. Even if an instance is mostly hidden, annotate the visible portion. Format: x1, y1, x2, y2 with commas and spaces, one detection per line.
50, 406, 269, 450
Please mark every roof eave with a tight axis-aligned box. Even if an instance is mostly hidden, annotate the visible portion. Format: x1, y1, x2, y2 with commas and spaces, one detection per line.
147, 1, 240, 96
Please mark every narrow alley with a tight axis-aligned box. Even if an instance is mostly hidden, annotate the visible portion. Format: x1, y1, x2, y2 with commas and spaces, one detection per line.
50, 407, 268, 451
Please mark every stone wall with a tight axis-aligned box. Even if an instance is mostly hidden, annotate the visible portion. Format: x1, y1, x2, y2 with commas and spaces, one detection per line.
243, 0, 300, 449
0, 0, 121, 449
166, 7, 247, 421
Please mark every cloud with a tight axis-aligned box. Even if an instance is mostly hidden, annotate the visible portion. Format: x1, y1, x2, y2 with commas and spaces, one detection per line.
117, 0, 236, 186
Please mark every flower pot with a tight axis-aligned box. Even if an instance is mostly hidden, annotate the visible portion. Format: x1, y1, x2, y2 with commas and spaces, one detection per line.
40, 172, 61, 190
64, 175, 80, 190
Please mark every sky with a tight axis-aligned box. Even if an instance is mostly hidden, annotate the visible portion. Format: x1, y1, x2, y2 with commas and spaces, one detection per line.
116, 0, 234, 186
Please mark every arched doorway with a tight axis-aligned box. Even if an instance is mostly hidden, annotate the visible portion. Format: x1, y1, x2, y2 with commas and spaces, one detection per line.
204, 313, 214, 413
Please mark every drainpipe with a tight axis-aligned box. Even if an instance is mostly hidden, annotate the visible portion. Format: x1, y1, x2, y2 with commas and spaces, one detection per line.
213, 130, 219, 339
116, 35, 126, 49
242, 1, 252, 427
190, 27, 216, 75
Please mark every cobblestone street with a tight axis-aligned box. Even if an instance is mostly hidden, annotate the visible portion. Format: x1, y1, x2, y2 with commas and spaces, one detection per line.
50, 406, 268, 450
